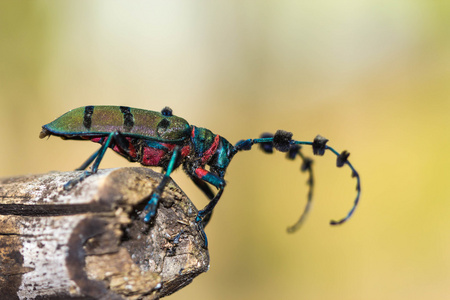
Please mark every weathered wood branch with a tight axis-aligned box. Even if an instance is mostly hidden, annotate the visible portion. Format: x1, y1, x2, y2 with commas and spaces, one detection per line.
0, 167, 209, 300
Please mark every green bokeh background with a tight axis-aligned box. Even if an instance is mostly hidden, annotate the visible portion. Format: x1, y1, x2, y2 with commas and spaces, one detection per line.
1, 1, 450, 299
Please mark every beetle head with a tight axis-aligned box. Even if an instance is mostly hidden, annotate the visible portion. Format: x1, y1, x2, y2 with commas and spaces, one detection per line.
208, 137, 235, 178
190, 126, 236, 178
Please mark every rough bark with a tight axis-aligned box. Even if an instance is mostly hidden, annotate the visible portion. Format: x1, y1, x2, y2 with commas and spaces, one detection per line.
0, 167, 209, 300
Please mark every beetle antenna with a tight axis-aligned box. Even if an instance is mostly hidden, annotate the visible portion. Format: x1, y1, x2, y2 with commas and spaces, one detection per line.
234, 130, 361, 229
286, 150, 314, 233
295, 134, 361, 226
256, 133, 315, 232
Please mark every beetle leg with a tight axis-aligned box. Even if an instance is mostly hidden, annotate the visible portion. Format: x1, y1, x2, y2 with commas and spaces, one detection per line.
76, 148, 101, 170
188, 175, 215, 228
76, 132, 133, 171
190, 168, 226, 248
64, 132, 115, 190
141, 146, 181, 223
194, 168, 225, 221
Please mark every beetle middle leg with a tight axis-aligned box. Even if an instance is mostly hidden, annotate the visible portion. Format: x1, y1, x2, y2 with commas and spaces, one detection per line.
141, 146, 182, 222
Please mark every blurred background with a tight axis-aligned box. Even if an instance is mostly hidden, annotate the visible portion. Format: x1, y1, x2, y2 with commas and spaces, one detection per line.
1, 1, 449, 299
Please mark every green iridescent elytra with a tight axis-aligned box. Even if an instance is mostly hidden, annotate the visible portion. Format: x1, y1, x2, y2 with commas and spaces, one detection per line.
41, 106, 190, 142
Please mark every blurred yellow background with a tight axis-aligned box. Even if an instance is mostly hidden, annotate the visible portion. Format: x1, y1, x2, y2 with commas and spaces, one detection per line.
1, 1, 449, 299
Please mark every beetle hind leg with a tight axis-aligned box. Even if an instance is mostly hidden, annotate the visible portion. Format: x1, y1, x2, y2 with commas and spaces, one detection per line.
75, 149, 101, 171
63, 170, 91, 190
63, 132, 115, 190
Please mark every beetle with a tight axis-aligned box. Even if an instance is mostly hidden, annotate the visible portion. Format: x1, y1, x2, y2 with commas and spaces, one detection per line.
39, 105, 361, 246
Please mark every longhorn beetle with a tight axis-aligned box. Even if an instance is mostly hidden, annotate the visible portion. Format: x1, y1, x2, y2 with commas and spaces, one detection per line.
40, 106, 361, 247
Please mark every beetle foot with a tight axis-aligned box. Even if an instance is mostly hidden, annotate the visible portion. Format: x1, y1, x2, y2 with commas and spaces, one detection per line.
141, 192, 160, 223
63, 170, 92, 190
195, 214, 209, 249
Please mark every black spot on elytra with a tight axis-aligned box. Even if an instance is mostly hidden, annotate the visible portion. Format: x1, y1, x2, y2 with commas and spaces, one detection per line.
120, 106, 134, 131
157, 118, 170, 136
83, 106, 94, 130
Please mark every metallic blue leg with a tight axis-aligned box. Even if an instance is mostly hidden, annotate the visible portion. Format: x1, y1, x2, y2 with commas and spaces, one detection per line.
75, 132, 131, 171
142, 146, 180, 222
188, 175, 215, 228
192, 171, 225, 248
196, 188, 224, 222
195, 188, 225, 249
76, 149, 101, 171
64, 132, 115, 190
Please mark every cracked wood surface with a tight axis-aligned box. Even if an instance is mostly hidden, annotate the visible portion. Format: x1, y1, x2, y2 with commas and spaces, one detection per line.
0, 167, 209, 300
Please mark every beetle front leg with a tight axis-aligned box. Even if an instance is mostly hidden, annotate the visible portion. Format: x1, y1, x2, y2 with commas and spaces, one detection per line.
188, 175, 215, 228
194, 168, 226, 220
191, 168, 226, 248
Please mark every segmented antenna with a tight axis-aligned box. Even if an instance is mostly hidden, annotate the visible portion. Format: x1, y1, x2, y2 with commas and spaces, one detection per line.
234, 130, 361, 230
293, 133, 361, 226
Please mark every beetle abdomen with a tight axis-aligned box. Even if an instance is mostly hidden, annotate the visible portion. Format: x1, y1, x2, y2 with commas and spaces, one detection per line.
40, 106, 191, 142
